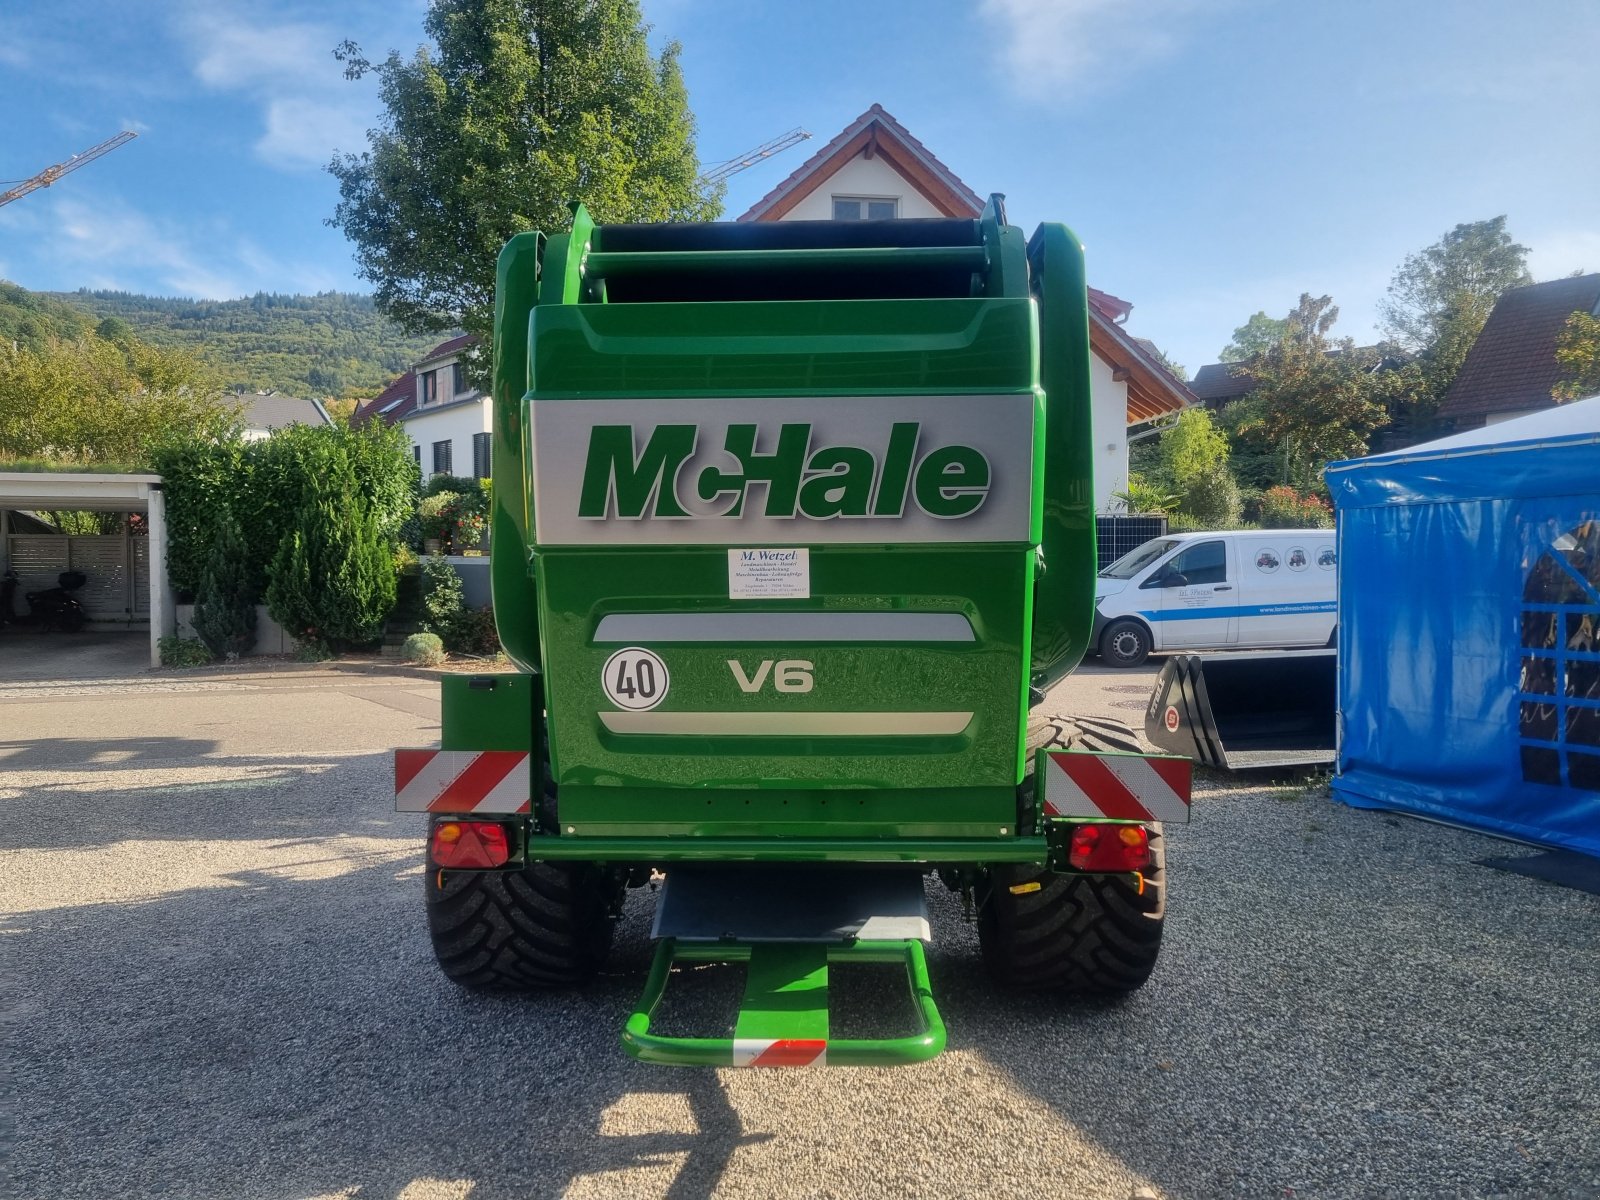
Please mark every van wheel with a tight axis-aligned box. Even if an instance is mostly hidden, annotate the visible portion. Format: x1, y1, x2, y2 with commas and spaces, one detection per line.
1099, 619, 1151, 668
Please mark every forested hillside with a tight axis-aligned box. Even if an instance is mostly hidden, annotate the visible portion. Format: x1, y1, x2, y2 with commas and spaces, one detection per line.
1, 281, 95, 349
40, 288, 441, 399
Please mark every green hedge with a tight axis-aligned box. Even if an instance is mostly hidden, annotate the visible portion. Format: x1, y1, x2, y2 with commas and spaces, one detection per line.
153, 422, 418, 598
153, 422, 417, 654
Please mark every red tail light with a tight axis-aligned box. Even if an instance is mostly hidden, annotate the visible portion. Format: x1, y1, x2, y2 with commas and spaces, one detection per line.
1067, 823, 1151, 872
431, 820, 511, 869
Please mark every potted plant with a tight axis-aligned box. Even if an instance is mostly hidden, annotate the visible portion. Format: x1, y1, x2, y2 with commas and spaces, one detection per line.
418, 491, 460, 555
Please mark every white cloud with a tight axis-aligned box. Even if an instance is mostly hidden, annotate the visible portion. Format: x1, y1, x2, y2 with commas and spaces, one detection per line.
175, 6, 378, 171
258, 97, 372, 170
981, 0, 1226, 98
1527, 228, 1600, 282
34, 194, 341, 299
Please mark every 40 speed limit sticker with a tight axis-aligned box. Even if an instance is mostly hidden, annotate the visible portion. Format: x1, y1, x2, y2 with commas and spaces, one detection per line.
602, 647, 670, 711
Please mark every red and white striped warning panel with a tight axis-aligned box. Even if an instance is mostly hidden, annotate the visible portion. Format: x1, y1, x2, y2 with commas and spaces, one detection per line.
395, 749, 531, 814
731, 1038, 828, 1068
1040, 750, 1191, 823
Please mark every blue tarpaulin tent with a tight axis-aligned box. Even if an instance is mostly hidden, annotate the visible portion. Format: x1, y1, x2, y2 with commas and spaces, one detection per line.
1325, 396, 1600, 858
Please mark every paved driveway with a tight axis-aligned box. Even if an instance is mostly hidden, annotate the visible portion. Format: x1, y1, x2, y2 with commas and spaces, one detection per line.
5, 668, 1597, 1200
0, 625, 150, 681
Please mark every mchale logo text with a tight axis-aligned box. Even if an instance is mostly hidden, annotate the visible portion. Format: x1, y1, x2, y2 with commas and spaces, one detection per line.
578, 422, 991, 522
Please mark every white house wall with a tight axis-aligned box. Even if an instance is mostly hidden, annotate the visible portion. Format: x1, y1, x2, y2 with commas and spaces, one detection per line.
781, 156, 948, 221
404, 402, 492, 479
1089, 354, 1131, 512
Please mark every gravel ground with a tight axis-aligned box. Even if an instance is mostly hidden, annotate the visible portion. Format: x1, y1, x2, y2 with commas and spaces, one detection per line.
4, 668, 1598, 1200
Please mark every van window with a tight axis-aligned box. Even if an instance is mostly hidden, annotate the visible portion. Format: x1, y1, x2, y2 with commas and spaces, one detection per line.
1100, 538, 1177, 579
1170, 540, 1227, 585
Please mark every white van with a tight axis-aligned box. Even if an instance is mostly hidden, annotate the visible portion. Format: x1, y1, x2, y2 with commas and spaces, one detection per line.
1093, 530, 1337, 666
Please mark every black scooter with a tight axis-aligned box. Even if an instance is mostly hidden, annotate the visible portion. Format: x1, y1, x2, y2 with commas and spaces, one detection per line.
26, 570, 88, 632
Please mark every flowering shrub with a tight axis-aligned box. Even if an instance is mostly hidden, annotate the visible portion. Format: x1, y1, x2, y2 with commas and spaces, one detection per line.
417, 490, 487, 551
1259, 485, 1332, 529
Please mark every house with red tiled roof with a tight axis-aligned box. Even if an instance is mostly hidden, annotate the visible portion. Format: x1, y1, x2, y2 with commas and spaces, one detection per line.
739, 104, 1194, 511
355, 333, 491, 479
1437, 273, 1600, 428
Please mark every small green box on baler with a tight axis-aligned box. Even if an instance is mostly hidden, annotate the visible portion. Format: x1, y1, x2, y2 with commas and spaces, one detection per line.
440, 674, 540, 756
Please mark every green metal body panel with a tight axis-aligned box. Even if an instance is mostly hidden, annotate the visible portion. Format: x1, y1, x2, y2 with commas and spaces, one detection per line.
622, 939, 945, 1067
473, 199, 1094, 866
529, 835, 1049, 863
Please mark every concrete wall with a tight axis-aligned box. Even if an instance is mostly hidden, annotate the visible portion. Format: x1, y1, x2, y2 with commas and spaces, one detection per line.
780, 155, 949, 221
175, 604, 302, 656
447, 555, 492, 608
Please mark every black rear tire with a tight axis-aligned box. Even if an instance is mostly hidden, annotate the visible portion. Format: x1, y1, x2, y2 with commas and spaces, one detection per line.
978, 833, 1165, 994
1099, 619, 1151, 668
425, 860, 619, 991
981, 717, 1166, 994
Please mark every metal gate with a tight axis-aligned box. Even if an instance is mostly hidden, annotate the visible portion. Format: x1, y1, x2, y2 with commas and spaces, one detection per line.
5, 531, 150, 624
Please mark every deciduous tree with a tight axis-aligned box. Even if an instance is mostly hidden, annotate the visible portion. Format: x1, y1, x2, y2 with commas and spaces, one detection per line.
0, 331, 232, 465
1220, 311, 1289, 362
1222, 294, 1388, 492
1553, 310, 1600, 401
1380, 217, 1531, 352
328, 0, 719, 371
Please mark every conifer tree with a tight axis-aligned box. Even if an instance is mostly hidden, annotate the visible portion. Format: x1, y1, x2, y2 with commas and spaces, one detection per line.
191, 511, 257, 659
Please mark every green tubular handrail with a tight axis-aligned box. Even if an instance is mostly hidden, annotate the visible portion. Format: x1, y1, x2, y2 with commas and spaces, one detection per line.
622, 939, 947, 1068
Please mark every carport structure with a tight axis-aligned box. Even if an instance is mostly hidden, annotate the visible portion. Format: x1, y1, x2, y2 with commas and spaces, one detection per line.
0, 472, 172, 667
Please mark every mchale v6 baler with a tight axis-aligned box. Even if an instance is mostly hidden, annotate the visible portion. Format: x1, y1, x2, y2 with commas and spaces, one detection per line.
396, 197, 1192, 1067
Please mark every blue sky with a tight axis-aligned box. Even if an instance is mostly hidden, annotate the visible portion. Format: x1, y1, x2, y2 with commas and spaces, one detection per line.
2, 0, 1596, 375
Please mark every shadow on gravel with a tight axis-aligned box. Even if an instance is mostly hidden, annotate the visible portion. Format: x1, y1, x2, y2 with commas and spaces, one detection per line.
6, 753, 769, 1200
11, 747, 1600, 1199
0, 736, 398, 853
0, 735, 222, 770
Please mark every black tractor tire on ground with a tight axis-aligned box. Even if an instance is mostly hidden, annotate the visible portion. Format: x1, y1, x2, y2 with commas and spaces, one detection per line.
981, 716, 1166, 995
425, 860, 620, 991
1099, 618, 1152, 668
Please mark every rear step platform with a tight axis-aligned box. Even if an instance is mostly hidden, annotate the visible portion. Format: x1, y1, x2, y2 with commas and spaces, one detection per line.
623, 867, 946, 1067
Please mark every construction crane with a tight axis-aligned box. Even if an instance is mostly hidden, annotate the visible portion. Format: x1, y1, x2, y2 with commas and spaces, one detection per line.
0, 131, 139, 208
698, 127, 811, 188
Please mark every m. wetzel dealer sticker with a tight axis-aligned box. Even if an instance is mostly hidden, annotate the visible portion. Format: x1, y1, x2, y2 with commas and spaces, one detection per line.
602, 647, 670, 711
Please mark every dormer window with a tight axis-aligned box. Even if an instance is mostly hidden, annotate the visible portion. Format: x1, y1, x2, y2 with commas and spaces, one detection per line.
420, 370, 438, 406
833, 195, 898, 221
452, 361, 466, 396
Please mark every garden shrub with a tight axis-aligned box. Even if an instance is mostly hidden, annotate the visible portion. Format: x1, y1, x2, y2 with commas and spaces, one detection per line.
190, 511, 257, 658
402, 632, 445, 666
1180, 463, 1243, 527
1259, 485, 1333, 529
448, 607, 501, 656
417, 489, 487, 552
423, 474, 481, 499
158, 636, 214, 668
1113, 473, 1181, 515
418, 491, 461, 548
420, 553, 465, 637
418, 554, 498, 653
